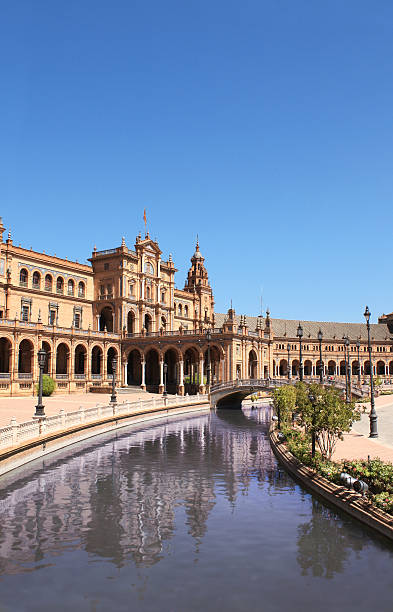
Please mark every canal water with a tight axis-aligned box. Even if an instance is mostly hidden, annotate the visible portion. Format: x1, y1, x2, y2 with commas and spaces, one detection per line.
0, 405, 392, 611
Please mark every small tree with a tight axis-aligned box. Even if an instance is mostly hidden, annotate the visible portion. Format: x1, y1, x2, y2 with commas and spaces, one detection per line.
41, 375, 55, 396
272, 385, 296, 428
298, 383, 360, 460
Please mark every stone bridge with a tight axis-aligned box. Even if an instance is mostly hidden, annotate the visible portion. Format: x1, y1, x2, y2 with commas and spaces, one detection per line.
210, 377, 368, 409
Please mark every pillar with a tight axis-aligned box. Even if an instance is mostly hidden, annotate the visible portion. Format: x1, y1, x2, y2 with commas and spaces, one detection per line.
199, 354, 204, 392
159, 358, 164, 394
141, 359, 146, 389
179, 359, 184, 395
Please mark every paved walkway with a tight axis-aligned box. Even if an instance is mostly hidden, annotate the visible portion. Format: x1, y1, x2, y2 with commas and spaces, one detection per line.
333, 394, 393, 463
0, 390, 161, 427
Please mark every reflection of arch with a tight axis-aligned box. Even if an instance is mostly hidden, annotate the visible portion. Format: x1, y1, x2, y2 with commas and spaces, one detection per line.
248, 350, 258, 378
328, 360, 336, 376
18, 339, 33, 373
42, 341, 51, 374
0, 338, 12, 373
145, 349, 159, 391
292, 360, 299, 376
127, 349, 141, 386
279, 359, 288, 377
164, 348, 178, 394
127, 311, 135, 334
144, 313, 152, 333
99, 307, 113, 332
184, 347, 199, 394
91, 346, 103, 375
56, 343, 69, 374
107, 347, 118, 376
304, 360, 312, 376
377, 360, 386, 375
74, 344, 86, 374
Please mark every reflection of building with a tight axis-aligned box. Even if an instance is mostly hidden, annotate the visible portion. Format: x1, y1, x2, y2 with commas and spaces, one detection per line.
0, 215, 392, 395
0, 411, 276, 572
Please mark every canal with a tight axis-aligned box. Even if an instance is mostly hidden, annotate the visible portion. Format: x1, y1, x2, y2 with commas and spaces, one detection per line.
0, 405, 392, 611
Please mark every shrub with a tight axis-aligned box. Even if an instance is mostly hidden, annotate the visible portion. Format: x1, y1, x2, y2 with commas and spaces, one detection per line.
36, 375, 55, 397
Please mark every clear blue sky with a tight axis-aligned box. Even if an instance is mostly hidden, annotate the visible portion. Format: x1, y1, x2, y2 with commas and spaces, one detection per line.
1, 1, 392, 323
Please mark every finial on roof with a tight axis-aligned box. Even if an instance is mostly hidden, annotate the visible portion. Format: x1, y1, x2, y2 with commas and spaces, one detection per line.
93, 245, 97, 252
230, 299, 233, 310
169, 253, 172, 262
266, 307, 270, 318
196, 234, 199, 250
121, 236, 126, 247
7, 230, 11, 241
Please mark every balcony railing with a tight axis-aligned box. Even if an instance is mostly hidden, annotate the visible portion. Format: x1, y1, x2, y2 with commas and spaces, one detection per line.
18, 373, 32, 379
19, 281, 27, 287
32, 282, 40, 290
56, 374, 68, 380
74, 374, 86, 379
99, 294, 113, 300
92, 374, 102, 379
0, 373, 11, 379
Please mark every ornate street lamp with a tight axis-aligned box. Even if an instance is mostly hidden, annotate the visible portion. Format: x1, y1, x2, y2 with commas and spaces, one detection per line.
110, 356, 118, 404
34, 348, 47, 419
297, 323, 303, 382
206, 329, 212, 390
317, 329, 323, 384
287, 342, 291, 380
163, 362, 168, 396
364, 306, 378, 438
356, 339, 361, 386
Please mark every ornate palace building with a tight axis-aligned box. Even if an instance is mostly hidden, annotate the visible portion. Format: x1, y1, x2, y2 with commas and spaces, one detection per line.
0, 216, 392, 395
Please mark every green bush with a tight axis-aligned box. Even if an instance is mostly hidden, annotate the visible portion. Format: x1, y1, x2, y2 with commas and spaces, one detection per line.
36, 375, 55, 397
343, 459, 393, 495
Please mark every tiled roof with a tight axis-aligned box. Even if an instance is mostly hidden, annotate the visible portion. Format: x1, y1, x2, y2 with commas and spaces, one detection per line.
214, 312, 392, 342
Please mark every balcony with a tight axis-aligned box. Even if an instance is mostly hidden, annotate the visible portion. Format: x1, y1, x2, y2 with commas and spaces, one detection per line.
18, 373, 32, 379
99, 294, 113, 300
56, 374, 69, 380
74, 374, 86, 380
19, 281, 27, 288
32, 282, 40, 290
56, 288, 64, 295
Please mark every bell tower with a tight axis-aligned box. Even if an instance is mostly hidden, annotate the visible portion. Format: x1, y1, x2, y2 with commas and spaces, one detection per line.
184, 238, 214, 328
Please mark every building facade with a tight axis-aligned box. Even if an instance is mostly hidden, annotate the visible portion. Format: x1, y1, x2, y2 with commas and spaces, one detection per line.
0, 216, 392, 396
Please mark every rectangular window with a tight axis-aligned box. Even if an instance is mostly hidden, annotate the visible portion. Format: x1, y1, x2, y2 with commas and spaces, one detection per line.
49, 310, 56, 325
107, 284, 112, 296
104, 263, 109, 270
0, 310, 3, 318
100, 285, 105, 294
74, 313, 81, 328
21, 305, 29, 321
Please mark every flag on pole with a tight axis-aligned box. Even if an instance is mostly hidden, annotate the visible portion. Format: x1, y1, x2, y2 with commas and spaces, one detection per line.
143, 208, 147, 236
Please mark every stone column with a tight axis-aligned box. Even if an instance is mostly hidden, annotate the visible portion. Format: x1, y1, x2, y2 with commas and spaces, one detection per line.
159, 358, 164, 394
141, 358, 146, 390
199, 354, 204, 392
179, 359, 184, 395
123, 360, 128, 386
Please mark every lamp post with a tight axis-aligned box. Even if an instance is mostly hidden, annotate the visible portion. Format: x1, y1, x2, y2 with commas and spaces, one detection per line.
34, 348, 47, 419
356, 339, 361, 386
297, 323, 303, 382
110, 356, 118, 404
343, 336, 350, 403
206, 329, 212, 390
287, 342, 291, 380
308, 388, 316, 458
317, 329, 323, 384
163, 362, 168, 396
364, 306, 378, 438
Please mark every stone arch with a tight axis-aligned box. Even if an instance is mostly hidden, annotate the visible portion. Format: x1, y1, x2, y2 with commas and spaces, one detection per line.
144, 313, 152, 334
352, 360, 360, 376
248, 349, 258, 379
203, 344, 222, 384
107, 346, 118, 376
32, 270, 41, 289
127, 310, 135, 334
145, 348, 160, 391
74, 344, 87, 375
184, 346, 200, 394
164, 348, 179, 394
339, 360, 346, 376
56, 276, 64, 294
377, 360, 386, 376
91, 345, 103, 375
328, 360, 336, 376
56, 342, 69, 375
45, 274, 53, 292
67, 278, 75, 296
18, 339, 33, 373
389, 361, 393, 375
279, 359, 288, 377
316, 360, 324, 377
0, 338, 12, 373
292, 360, 300, 377
364, 360, 371, 375
19, 268, 28, 285
127, 349, 142, 386
99, 306, 113, 332
42, 341, 52, 374
304, 360, 312, 376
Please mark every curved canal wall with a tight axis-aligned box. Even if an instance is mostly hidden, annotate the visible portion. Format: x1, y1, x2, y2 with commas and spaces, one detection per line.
0, 395, 209, 477
270, 428, 393, 542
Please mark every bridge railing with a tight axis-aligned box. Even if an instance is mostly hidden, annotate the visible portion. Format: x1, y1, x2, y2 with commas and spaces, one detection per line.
210, 377, 368, 398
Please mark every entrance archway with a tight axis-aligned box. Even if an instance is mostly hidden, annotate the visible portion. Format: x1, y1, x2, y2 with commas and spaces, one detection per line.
91, 346, 103, 375
248, 350, 258, 378
377, 360, 386, 376
304, 360, 312, 376
328, 360, 336, 376
0, 338, 12, 373
18, 339, 33, 374
107, 347, 118, 376
127, 350, 141, 386
144, 313, 152, 334
164, 348, 179, 394
56, 343, 69, 375
127, 311, 135, 334
99, 307, 113, 332
145, 349, 159, 392
74, 344, 86, 375
42, 341, 51, 374
292, 360, 299, 377
184, 347, 199, 395
203, 345, 221, 385
279, 359, 288, 377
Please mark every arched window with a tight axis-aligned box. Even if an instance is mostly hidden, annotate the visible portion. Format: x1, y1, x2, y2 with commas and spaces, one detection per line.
19, 268, 28, 286
161, 291, 165, 303
129, 283, 134, 297
45, 274, 53, 292
146, 285, 151, 299
56, 277, 64, 294
78, 281, 85, 297
178, 304, 182, 316
184, 305, 188, 317
67, 279, 74, 295
32, 271, 40, 288
144, 261, 154, 275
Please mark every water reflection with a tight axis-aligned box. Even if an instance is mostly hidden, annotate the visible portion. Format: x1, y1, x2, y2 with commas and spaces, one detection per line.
0, 404, 392, 611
